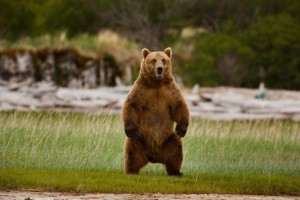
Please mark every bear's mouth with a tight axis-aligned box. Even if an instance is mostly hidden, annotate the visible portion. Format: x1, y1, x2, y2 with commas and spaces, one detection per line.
156, 74, 163, 79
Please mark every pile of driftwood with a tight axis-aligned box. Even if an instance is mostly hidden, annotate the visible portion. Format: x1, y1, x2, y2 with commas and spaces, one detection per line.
0, 81, 128, 114
187, 85, 300, 121
1, 82, 300, 121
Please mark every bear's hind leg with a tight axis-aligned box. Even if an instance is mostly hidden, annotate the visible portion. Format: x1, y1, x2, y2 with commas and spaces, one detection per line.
124, 138, 149, 174
161, 135, 183, 176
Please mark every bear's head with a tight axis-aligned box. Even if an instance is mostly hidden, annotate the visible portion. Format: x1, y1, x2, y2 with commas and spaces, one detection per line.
139, 47, 173, 85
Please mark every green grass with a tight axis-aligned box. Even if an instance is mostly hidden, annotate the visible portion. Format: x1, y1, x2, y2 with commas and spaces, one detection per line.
1, 169, 299, 195
0, 111, 299, 195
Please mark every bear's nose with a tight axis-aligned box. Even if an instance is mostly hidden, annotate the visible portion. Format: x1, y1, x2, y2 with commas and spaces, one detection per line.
157, 66, 163, 74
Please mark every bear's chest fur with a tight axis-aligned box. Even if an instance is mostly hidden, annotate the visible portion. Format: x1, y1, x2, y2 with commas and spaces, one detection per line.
137, 85, 176, 146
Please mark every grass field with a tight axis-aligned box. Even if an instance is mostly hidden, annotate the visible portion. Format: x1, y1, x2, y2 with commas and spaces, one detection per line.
0, 111, 299, 195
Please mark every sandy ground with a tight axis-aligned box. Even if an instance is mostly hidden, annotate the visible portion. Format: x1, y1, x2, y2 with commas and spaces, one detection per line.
0, 190, 299, 200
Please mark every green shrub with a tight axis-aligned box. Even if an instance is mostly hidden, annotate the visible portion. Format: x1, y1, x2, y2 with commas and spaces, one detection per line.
178, 33, 254, 87
241, 13, 300, 89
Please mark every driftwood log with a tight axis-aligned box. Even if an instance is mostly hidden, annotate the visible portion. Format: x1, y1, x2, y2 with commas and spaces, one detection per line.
1, 84, 300, 121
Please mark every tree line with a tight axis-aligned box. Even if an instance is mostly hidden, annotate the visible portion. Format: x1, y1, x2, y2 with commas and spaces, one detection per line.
0, 0, 299, 89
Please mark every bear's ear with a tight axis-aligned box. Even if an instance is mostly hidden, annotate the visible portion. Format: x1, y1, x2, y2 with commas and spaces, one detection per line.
142, 48, 150, 59
164, 47, 172, 58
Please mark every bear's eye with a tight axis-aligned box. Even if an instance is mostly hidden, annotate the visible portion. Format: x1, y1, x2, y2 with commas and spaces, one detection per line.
162, 58, 166, 65
151, 59, 157, 64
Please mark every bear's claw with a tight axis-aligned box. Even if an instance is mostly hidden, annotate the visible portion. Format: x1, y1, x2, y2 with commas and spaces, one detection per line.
168, 172, 183, 177
125, 127, 138, 138
175, 125, 187, 137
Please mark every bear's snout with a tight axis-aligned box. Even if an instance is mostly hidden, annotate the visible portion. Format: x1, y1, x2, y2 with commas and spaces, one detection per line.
156, 66, 164, 76
156, 66, 164, 79
156, 66, 164, 75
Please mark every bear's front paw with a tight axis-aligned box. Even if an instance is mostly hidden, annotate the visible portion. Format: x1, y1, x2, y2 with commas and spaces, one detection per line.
175, 124, 187, 137
125, 127, 138, 139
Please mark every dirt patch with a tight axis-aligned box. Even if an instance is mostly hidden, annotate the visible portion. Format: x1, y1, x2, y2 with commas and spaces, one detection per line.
0, 190, 299, 200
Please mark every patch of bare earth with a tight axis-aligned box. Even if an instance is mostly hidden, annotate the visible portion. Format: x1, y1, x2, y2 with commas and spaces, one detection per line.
0, 190, 299, 200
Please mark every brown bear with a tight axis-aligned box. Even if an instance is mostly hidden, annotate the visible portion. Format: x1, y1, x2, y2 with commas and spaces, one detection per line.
122, 47, 189, 176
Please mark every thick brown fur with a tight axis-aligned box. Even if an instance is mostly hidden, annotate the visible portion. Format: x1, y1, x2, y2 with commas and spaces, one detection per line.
122, 47, 189, 176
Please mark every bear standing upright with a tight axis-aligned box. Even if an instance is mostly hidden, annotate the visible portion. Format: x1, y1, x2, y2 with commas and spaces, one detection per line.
122, 47, 189, 176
